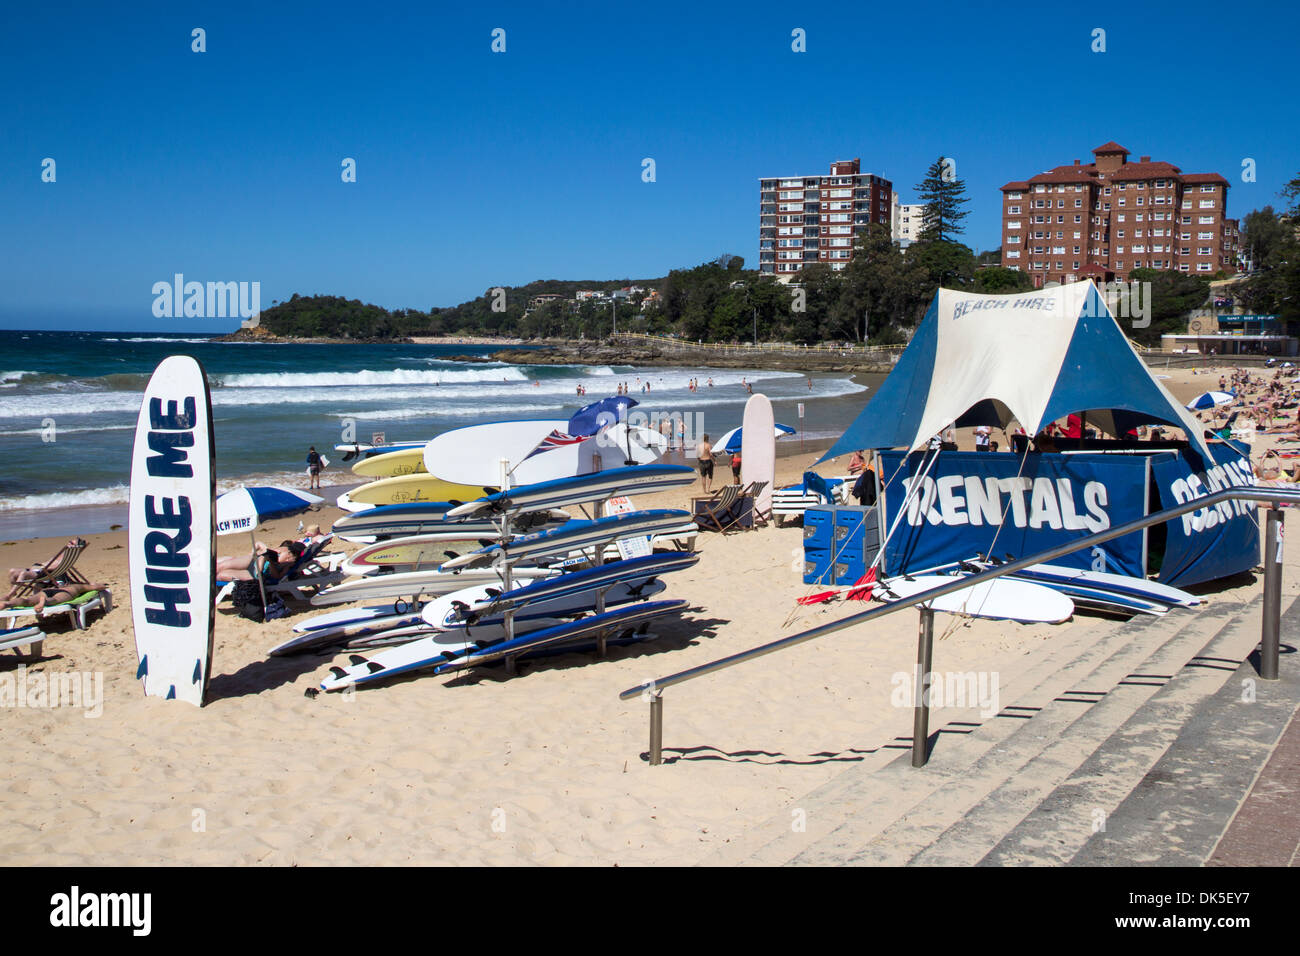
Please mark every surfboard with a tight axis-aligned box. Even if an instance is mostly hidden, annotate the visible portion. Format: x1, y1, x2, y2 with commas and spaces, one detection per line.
309, 566, 559, 607
321, 600, 686, 690
331, 503, 568, 542
445, 464, 696, 519
878, 574, 1074, 623
292, 601, 422, 633
351, 447, 428, 478
423, 553, 697, 628
741, 393, 776, 519
341, 529, 536, 575
348, 474, 489, 508
423, 419, 665, 488
128, 355, 216, 706
438, 509, 693, 570
335, 441, 424, 462
423, 577, 668, 633
431, 600, 688, 677
268, 609, 429, 656
1002, 562, 1200, 607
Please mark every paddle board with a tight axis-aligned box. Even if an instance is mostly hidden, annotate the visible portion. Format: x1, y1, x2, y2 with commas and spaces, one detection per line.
741, 393, 776, 518
878, 574, 1074, 623
446, 464, 696, 519
310, 566, 559, 606
321, 600, 686, 690
332, 503, 568, 542
351, 446, 428, 478
423, 419, 664, 488
424, 553, 697, 627
335, 441, 424, 462
438, 509, 693, 570
128, 355, 216, 706
348, 474, 490, 508
431, 600, 687, 676
293, 601, 422, 633
424, 577, 667, 633
269, 609, 429, 656
1008, 563, 1200, 607
342, 532, 515, 575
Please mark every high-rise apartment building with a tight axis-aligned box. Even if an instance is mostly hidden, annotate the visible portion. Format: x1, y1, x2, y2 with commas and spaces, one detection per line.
759, 159, 893, 278
1000, 142, 1239, 287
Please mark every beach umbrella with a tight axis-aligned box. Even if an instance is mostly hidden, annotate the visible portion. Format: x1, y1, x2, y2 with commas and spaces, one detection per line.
216, 485, 323, 614
1185, 391, 1235, 411
716, 423, 796, 454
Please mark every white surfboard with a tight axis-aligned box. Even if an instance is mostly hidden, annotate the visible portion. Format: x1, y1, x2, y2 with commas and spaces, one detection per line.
741, 394, 775, 519
878, 574, 1074, 623
309, 566, 559, 606
128, 355, 216, 706
423, 419, 665, 489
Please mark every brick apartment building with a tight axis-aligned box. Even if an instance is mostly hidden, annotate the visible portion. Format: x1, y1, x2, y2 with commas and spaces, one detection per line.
1000, 142, 1240, 287
759, 159, 893, 278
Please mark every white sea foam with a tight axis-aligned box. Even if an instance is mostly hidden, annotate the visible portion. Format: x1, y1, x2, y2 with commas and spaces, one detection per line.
218, 367, 532, 388
0, 483, 132, 512
101, 337, 217, 344
0, 371, 38, 383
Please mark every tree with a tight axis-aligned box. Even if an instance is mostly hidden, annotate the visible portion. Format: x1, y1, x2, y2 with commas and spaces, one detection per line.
914, 156, 970, 242
973, 266, 1033, 294
1127, 268, 1212, 345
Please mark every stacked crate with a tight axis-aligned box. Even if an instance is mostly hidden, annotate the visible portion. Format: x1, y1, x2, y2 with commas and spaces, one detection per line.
802, 505, 882, 585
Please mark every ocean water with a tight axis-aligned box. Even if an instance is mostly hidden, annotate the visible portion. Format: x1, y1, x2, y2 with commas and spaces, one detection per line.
0, 330, 874, 536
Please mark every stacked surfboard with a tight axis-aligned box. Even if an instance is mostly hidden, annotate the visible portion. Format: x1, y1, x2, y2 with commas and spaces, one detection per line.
308, 463, 700, 690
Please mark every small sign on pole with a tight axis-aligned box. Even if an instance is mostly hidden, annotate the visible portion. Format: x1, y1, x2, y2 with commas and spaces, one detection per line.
372, 432, 386, 447
798, 403, 805, 450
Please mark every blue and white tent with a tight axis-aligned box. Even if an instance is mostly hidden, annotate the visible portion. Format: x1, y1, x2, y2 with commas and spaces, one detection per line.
821, 281, 1215, 463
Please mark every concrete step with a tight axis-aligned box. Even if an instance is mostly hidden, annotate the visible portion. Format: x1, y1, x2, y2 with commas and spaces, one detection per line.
827, 596, 1251, 865
917, 594, 1268, 865
1063, 596, 1300, 865
702, 590, 1244, 866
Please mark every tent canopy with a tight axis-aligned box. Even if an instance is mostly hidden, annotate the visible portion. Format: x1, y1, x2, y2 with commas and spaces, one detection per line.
821, 281, 1214, 463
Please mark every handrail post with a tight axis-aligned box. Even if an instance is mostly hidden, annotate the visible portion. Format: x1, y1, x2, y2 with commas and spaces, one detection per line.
1261, 507, 1284, 681
649, 693, 664, 765
912, 608, 934, 768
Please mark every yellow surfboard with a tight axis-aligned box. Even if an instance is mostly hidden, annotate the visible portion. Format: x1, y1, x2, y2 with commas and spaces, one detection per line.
351, 447, 428, 478
348, 473, 491, 507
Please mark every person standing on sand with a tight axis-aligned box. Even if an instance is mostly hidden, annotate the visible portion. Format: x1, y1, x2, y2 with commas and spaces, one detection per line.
306, 447, 324, 490
696, 434, 714, 493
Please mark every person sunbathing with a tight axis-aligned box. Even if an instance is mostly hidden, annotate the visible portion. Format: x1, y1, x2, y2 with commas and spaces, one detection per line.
0, 581, 108, 614
216, 540, 305, 581
7, 539, 82, 588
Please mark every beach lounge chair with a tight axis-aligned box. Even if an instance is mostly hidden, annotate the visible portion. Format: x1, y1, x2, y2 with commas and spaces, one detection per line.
6, 539, 90, 603
0, 588, 112, 631
691, 484, 743, 533
217, 535, 349, 604
0, 625, 45, 657
738, 480, 770, 528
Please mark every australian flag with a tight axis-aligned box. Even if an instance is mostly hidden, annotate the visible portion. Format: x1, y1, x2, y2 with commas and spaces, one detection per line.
567, 395, 638, 438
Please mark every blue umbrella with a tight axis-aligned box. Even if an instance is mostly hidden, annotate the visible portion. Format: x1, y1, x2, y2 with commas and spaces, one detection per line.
1185, 390, 1235, 411
716, 423, 796, 454
216, 485, 324, 613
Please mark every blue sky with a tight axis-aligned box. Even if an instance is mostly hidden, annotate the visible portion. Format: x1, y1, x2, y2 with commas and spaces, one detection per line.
2, 1, 1296, 331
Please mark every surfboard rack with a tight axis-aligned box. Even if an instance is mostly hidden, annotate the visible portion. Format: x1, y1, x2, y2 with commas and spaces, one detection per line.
620, 487, 1300, 767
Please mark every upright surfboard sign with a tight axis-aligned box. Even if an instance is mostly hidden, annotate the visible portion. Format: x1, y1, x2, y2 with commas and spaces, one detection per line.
741, 393, 776, 519
128, 356, 216, 706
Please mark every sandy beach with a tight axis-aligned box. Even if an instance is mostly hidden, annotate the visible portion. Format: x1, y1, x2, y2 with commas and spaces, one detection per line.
1, 363, 1297, 866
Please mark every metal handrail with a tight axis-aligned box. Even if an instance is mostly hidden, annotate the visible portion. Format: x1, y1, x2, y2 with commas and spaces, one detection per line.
620, 486, 1299, 765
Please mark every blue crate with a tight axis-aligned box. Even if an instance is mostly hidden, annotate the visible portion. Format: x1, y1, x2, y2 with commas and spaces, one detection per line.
802, 507, 835, 550
802, 546, 835, 585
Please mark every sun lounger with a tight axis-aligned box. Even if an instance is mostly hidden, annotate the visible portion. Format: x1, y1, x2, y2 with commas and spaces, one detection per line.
217, 535, 348, 604
0, 588, 112, 630
7, 539, 90, 603
0, 625, 44, 656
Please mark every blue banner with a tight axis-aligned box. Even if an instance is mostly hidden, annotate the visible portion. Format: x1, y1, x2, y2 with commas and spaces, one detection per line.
878, 451, 1150, 577
1150, 445, 1259, 587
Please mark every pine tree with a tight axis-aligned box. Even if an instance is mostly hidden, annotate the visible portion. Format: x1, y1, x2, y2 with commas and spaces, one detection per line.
914, 157, 969, 242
